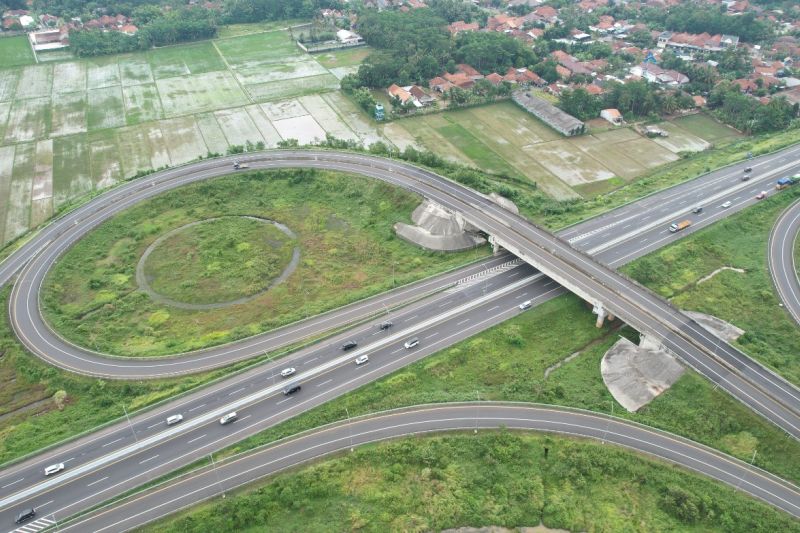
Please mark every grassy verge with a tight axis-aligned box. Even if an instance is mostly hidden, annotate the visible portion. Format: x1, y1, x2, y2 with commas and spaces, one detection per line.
144, 432, 800, 533
41, 169, 488, 356
623, 186, 800, 385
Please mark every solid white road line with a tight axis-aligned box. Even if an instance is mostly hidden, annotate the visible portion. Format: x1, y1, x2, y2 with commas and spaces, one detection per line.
186, 434, 206, 445
316, 379, 332, 388
101, 438, 123, 448
86, 476, 109, 488
1, 478, 24, 489
228, 388, 245, 396
139, 455, 159, 465
188, 404, 206, 412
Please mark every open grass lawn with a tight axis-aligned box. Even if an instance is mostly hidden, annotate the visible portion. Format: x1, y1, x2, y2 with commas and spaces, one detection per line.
215, 31, 300, 66
145, 432, 800, 533
143, 217, 296, 305
41, 169, 485, 356
0, 35, 35, 69
216, 20, 310, 39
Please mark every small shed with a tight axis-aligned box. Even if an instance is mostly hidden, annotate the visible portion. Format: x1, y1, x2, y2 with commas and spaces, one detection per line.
600, 108, 623, 125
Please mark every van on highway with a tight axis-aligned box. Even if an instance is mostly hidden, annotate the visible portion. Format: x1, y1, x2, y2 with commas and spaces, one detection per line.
44, 463, 65, 476
166, 414, 183, 426
15, 508, 35, 524
219, 412, 238, 425
404, 337, 419, 349
283, 383, 301, 395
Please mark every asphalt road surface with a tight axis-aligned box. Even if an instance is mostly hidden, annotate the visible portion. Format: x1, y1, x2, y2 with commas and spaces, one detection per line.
769, 198, 800, 325
57, 403, 800, 533
6, 151, 800, 435
2, 148, 800, 528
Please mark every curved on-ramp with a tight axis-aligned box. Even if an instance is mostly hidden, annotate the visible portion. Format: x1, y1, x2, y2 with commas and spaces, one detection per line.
56, 403, 800, 532
2, 150, 800, 438
769, 198, 800, 326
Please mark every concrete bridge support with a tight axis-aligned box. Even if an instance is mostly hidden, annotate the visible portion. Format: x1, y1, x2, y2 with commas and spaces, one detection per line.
488, 235, 504, 256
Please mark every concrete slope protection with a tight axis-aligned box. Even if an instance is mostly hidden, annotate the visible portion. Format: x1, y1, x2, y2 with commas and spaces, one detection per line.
769, 198, 800, 326
6, 150, 800, 439
57, 403, 800, 533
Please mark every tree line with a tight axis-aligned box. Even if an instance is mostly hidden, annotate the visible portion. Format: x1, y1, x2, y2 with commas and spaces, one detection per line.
69, 7, 217, 57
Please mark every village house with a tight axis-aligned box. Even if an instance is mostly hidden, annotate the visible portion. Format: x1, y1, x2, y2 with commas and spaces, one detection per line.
600, 108, 623, 125
387, 83, 433, 108
447, 20, 479, 36
657, 31, 739, 52
629, 62, 690, 86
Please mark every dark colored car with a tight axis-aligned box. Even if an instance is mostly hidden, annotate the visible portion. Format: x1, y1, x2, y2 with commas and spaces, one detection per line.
379, 321, 393, 330
283, 383, 302, 395
15, 508, 35, 524
342, 340, 358, 350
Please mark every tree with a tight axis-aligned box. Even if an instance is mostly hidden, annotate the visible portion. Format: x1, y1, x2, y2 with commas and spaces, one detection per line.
559, 88, 601, 121
453, 31, 537, 74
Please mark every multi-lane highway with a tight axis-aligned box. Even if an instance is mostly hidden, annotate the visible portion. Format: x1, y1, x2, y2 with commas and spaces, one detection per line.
1, 146, 800, 529
6, 150, 800, 436
57, 404, 800, 532
769, 198, 800, 325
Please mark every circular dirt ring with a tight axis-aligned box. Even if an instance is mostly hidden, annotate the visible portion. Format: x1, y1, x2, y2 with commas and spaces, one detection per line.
135, 216, 300, 310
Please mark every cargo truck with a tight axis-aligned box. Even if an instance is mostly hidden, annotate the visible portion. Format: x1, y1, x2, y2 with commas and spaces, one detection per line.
669, 220, 691, 233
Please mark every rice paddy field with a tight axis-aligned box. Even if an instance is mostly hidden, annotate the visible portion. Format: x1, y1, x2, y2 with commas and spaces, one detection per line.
0, 27, 741, 247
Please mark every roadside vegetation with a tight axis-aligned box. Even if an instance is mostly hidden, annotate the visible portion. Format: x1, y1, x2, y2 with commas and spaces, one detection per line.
215, 294, 800, 485
41, 169, 487, 356
144, 432, 800, 533
142, 216, 296, 305
624, 186, 800, 385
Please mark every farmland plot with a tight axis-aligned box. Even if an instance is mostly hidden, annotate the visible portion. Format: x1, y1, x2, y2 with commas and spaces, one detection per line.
214, 107, 265, 147
321, 92, 383, 145
380, 122, 418, 151
651, 122, 711, 153
52, 62, 87, 95
529, 140, 615, 186
88, 130, 123, 188
0, 146, 14, 239
115, 123, 171, 178
569, 135, 647, 180
215, 31, 301, 67
120, 56, 155, 86
123, 84, 164, 125
148, 42, 226, 78
86, 59, 121, 89
0, 69, 19, 102
272, 114, 328, 145
87, 86, 126, 130
233, 57, 328, 86
260, 99, 308, 121
0, 102, 10, 140
298, 94, 358, 142
4, 143, 34, 241
4, 96, 50, 144
244, 105, 282, 146
245, 73, 338, 102
195, 113, 229, 155
156, 71, 248, 117
50, 91, 87, 137
31, 139, 54, 227
159, 116, 208, 165
52, 135, 91, 206
16, 64, 53, 99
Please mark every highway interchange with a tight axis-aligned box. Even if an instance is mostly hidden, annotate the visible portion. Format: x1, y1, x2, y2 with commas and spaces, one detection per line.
769, 198, 800, 326
0, 146, 799, 530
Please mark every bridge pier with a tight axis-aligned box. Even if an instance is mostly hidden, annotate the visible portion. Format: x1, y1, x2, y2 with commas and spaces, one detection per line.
592, 303, 607, 328
488, 235, 504, 256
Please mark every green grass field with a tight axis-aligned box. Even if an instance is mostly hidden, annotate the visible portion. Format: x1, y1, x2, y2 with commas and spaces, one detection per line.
672, 113, 742, 145
144, 433, 800, 533
41, 169, 487, 356
314, 46, 373, 69
0, 36, 35, 69
143, 216, 296, 305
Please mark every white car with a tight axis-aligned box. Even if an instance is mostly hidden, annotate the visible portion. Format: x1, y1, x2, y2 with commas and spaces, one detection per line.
44, 463, 65, 476
166, 414, 183, 426
404, 337, 419, 349
355, 355, 369, 365
280, 367, 296, 378
219, 412, 238, 425
519, 300, 532, 310
720, 201, 732, 208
